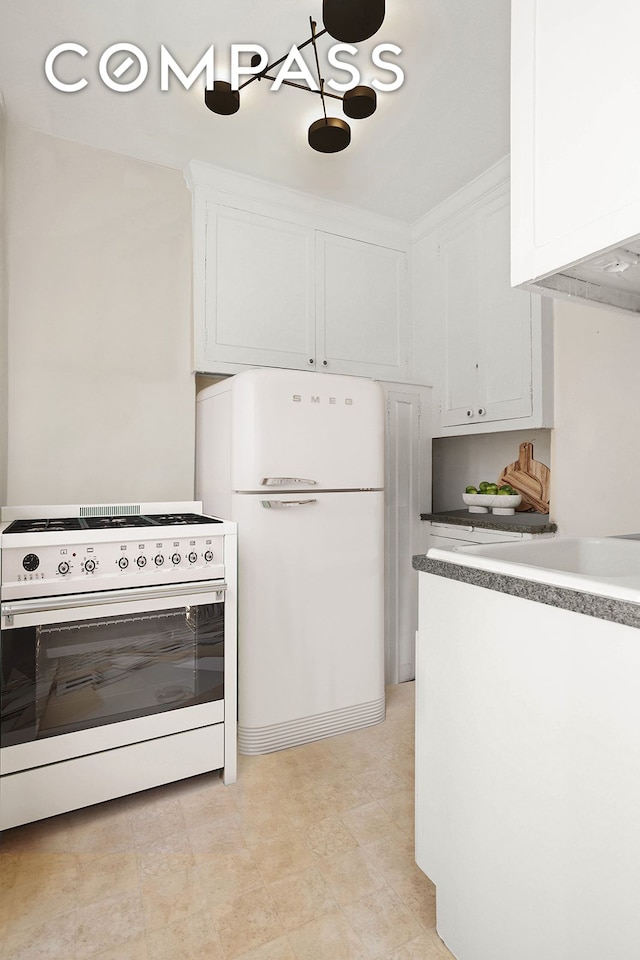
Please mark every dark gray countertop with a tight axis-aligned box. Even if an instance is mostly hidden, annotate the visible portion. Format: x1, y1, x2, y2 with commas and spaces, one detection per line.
412, 554, 640, 629
421, 509, 557, 535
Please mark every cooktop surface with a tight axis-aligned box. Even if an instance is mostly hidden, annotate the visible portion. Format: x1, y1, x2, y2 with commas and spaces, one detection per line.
3, 513, 222, 535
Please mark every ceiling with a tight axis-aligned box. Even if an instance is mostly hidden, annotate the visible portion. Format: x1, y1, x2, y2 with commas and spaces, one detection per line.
0, 0, 511, 222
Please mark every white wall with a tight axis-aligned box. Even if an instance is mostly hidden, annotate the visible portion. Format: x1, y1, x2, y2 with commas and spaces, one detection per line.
432, 428, 551, 512
5, 125, 194, 505
551, 299, 640, 536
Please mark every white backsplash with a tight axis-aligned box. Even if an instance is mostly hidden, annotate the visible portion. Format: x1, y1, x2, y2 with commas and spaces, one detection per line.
432, 429, 552, 513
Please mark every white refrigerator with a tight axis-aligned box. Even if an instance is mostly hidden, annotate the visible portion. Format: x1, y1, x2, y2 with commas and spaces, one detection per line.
196, 368, 385, 755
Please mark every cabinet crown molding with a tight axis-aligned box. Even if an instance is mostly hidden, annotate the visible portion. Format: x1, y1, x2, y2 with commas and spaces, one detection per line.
185, 159, 410, 247
411, 155, 510, 243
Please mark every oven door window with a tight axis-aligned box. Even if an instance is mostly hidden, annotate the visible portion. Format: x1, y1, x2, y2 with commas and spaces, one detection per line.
1, 602, 224, 747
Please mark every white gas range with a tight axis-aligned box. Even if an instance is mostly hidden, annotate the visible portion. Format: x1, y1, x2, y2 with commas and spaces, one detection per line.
0, 501, 237, 830
0, 501, 232, 600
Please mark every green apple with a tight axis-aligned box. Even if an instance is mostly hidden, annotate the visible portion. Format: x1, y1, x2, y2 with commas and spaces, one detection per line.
465, 485, 478, 494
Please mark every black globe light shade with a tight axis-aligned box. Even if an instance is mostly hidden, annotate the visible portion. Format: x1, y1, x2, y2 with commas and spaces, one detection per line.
322, 0, 385, 42
308, 117, 351, 153
343, 85, 377, 119
204, 80, 240, 115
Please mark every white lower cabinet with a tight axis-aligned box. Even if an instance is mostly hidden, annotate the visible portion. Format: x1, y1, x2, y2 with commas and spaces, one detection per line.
416, 572, 640, 960
412, 159, 553, 437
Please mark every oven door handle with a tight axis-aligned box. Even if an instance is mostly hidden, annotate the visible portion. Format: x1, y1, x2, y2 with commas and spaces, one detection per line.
1, 581, 227, 620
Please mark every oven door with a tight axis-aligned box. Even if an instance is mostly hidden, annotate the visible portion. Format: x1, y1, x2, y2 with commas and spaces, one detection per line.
0, 581, 225, 772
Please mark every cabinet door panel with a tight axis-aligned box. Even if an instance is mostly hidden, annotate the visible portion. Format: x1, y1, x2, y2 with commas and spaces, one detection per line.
512, 0, 640, 285
439, 211, 480, 426
438, 183, 535, 431
479, 193, 532, 421
316, 233, 409, 379
381, 383, 432, 684
534, 1, 640, 249
203, 205, 315, 369
416, 162, 551, 437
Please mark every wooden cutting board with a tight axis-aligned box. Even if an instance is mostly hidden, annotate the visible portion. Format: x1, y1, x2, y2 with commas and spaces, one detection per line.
498, 442, 550, 513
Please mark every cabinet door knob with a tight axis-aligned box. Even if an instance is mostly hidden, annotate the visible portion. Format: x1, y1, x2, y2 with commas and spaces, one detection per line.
477, 407, 486, 416
308, 358, 314, 365
466, 409, 474, 417
322, 360, 328, 366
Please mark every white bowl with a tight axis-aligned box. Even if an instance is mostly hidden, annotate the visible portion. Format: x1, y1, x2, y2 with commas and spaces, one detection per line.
462, 493, 522, 515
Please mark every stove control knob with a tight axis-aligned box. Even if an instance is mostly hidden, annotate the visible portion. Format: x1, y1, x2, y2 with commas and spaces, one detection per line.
57, 561, 70, 575
118, 557, 129, 570
154, 554, 164, 566
136, 555, 147, 568
23, 553, 40, 572
171, 553, 181, 565
204, 550, 214, 562
84, 559, 96, 573
188, 551, 198, 564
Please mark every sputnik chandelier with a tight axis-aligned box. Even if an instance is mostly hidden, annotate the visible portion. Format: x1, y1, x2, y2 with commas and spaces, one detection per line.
204, 0, 387, 153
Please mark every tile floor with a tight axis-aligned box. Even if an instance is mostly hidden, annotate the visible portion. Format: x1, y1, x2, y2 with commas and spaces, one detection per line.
0, 682, 453, 960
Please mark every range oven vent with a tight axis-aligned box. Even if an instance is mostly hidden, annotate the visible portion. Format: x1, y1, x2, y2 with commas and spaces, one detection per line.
79, 504, 142, 517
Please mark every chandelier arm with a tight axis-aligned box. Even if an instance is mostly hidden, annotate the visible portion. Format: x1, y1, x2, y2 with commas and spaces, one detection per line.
320, 80, 328, 120
238, 25, 328, 90
309, 17, 328, 121
255, 74, 344, 101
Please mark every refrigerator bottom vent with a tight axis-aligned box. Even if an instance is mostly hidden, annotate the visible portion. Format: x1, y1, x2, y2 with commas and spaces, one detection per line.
238, 696, 386, 755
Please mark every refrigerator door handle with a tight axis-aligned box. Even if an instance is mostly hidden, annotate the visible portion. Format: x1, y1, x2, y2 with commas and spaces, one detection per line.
261, 499, 318, 509
260, 477, 317, 486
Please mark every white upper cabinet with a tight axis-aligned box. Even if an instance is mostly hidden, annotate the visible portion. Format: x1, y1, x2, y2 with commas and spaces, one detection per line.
205, 205, 315, 371
413, 159, 553, 437
511, 1, 640, 314
316, 232, 408, 379
186, 162, 411, 380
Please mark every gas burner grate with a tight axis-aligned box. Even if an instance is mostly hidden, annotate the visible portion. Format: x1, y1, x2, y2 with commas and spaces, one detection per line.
147, 514, 222, 526
2, 513, 223, 535
3, 518, 84, 534
82, 515, 154, 529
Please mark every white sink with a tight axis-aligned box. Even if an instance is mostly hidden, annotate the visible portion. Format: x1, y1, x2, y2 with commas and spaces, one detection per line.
426, 536, 640, 603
